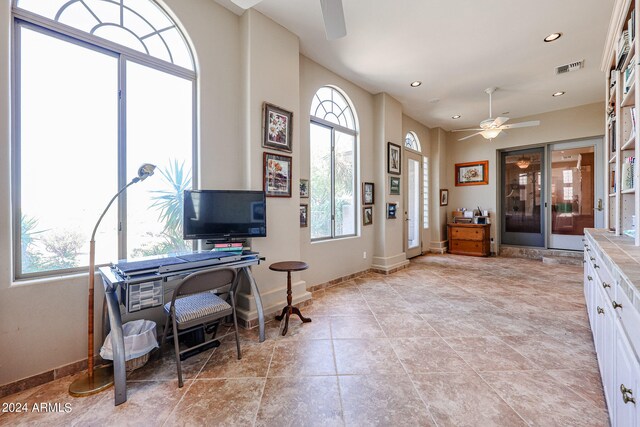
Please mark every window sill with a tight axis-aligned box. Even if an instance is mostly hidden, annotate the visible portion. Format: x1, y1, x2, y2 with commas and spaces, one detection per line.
311, 234, 359, 245
12, 270, 90, 288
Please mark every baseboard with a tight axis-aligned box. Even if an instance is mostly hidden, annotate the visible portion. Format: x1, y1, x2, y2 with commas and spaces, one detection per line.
307, 269, 372, 293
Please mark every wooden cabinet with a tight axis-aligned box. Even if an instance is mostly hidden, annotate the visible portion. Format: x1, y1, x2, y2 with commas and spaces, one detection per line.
447, 223, 490, 256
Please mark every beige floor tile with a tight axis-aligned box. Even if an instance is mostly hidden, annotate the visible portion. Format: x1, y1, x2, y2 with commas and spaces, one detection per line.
255, 376, 343, 426
330, 316, 385, 339
268, 339, 336, 377
128, 347, 212, 382
546, 369, 607, 410
421, 312, 494, 337
500, 334, 597, 370
198, 340, 274, 379
333, 339, 404, 375
339, 374, 435, 426
392, 337, 472, 374
375, 314, 440, 338
412, 372, 526, 427
443, 336, 538, 371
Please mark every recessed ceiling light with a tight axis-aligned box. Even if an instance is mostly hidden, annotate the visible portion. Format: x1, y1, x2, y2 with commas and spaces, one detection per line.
451, 115, 461, 119
552, 91, 565, 97
410, 81, 422, 87
544, 32, 562, 42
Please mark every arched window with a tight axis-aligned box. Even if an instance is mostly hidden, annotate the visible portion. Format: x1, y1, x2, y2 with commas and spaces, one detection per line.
309, 86, 358, 240
405, 131, 421, 151
13, 0, 196, 278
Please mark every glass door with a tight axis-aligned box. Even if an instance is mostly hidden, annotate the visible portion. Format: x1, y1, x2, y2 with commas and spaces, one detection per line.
501, 147, 545, 247
548, 139, 603, 250
404, 151, 422, 258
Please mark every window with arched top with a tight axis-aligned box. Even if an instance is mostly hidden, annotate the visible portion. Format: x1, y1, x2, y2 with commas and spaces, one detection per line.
405, 131, 421, 152
309, 86, 358, 240
13, 0, 196, 278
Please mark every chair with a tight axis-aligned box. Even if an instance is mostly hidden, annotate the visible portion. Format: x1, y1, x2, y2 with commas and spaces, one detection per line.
160, 267, 241, 387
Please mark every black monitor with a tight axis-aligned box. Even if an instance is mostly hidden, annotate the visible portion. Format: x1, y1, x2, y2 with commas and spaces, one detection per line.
183, 190, 267, 241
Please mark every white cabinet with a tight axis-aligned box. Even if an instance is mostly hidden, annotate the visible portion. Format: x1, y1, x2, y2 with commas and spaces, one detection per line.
613, 325, 639, 426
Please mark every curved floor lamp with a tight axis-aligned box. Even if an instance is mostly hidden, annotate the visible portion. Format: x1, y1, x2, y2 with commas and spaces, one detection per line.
69, 163, 156, 397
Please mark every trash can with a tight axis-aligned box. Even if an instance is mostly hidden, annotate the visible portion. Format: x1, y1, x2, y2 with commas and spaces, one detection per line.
101, 319, 158, 372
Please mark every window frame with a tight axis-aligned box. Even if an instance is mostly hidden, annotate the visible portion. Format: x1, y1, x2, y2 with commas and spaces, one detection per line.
309, 101, 358, 242
11, 5, 197, 280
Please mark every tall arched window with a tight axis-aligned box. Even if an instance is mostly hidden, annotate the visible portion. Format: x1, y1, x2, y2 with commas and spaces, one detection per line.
405, 131, 421, 151
310, 86, 358, 240
13, 0, 196, 278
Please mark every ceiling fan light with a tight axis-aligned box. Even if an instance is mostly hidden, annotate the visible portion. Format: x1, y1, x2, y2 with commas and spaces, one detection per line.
481, 129, 501, 140
516, 158, 531, 169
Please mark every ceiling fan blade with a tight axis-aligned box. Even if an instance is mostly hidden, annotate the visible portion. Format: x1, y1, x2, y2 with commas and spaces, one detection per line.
458, 131, 484, 141
493, 116, 510, 127
228, 0, 263, 9
320, 0, 347, 40
452, 128, 484, 132
499, 120, 540, 130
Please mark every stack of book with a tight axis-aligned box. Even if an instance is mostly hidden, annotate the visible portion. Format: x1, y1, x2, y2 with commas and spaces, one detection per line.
617, 30, 631, 70
622, 156, 636, 191
624, 58, 636, 94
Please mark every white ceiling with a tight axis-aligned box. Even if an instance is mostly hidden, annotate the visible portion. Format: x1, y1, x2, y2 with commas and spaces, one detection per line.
215, 0, 613, 131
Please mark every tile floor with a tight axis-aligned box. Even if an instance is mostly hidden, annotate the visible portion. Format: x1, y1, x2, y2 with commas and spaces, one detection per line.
0, 254, 609, 426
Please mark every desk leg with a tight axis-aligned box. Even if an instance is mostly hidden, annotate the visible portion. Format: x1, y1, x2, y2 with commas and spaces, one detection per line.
104, 288, 127, 405
241, 267, 265, 343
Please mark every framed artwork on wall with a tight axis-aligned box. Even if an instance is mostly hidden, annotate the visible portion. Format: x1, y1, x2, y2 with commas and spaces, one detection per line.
363, 182, 374, 205
264, 152, 292, 197
387, 142, 401, 175
455, 160, 489, 186
363, 206, 373, 226
389, 177, 400, 195
387, 202, 397, 219
440, 189, 449, 206
262, 102, 293, 152
300, 179, 309, 198
300, 204, 308, 227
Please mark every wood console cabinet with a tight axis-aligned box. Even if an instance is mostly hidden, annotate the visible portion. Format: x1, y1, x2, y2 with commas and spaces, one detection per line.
447, 223, 490, 256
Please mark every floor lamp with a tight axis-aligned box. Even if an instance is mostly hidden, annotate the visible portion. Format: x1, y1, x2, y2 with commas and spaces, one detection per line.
69, 163, 156, 397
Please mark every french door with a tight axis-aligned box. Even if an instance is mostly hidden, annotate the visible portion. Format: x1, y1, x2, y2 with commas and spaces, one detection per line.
404, 150, 423, 258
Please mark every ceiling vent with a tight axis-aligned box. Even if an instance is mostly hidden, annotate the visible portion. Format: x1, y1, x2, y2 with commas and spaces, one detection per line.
555, 60, 584, 75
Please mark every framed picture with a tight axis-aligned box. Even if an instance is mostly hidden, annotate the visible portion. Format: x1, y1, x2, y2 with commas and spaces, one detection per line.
455, 160, 489, 186
387, 142, 401, 175
387, 202, 397, 219
264, 152, 292, 197
363, 182, 374, 205
363, 206, 373, 226
300, 204, 308, 227
300, 179, 309, 198
389, 177, 400, 195
262, 102, 293, 152
440, 189, 449, 206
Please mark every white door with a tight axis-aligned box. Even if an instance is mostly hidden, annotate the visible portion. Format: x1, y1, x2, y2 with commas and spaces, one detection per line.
548, 138, 604, 250
404, 151, 422, 258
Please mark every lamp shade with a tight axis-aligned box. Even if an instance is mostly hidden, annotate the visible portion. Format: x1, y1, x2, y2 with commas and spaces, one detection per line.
481, 129, 501, 140
137, 163, 156, 181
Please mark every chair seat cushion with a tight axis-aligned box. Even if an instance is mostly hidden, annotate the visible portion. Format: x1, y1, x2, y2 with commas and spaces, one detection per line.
165, 292, 231, 325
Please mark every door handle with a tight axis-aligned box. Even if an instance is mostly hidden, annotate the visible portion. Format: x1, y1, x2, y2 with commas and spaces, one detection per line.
595, 198, 603, 211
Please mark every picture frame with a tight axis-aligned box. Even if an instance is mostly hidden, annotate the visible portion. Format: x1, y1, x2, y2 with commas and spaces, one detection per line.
300, 179, 309, 198
387, 202, 397, 219
363, 206, 373, 226
440, 189, 449, 206
264, 152, 292, 197
262, 102, 293, 152
300, 204, 308, 227
363, 182, 374, 205
455, 160, 489, 186
387, 142, 401, 175
389, 177, 400, 195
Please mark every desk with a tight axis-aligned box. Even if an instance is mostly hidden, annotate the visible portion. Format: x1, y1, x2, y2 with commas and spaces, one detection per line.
99, 252, 265, 406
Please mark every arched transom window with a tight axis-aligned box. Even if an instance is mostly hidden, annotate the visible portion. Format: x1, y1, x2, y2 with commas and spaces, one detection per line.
405, 131, 421, 151
309, 86, 358, 240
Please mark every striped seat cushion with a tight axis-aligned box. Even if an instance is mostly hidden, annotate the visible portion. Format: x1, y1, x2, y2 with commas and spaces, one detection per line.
165, 292, 231, 324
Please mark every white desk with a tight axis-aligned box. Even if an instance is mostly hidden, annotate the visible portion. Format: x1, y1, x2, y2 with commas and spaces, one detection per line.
99, 252, 265, 406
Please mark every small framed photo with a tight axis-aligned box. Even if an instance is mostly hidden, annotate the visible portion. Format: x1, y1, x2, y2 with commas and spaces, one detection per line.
363, 182, 374, 205
300, 179, 309, 198
363, 206, 373, 226
262, 102, 293, 152
387, 142, 401, 175
300, 204, 308, 227
264, 152, 292, 197
440, 189, 449, 206
389, 177, 400, 195
455, 160, 489, 186
387, 202, 397, 219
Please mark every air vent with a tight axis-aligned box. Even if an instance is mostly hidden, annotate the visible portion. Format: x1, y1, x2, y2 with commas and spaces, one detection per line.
555, 60, 584, 75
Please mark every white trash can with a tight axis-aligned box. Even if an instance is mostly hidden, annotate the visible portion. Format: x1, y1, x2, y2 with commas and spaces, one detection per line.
101, 319, 158, 372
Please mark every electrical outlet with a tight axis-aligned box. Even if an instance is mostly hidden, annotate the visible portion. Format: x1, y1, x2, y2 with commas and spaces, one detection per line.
363, 251, 367, 259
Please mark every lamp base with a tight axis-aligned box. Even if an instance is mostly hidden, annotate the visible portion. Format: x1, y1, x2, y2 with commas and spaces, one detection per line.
68, 365, 114, 397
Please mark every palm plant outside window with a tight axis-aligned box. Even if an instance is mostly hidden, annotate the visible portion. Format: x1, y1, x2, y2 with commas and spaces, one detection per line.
13, 0, 195, 278
309, 87, 358, 240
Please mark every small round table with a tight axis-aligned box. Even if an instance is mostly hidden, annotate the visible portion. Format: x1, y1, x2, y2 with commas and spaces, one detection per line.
269, 261, 311, 336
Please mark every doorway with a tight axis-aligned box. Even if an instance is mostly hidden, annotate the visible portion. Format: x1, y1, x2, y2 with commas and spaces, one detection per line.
404, 150, 423, 258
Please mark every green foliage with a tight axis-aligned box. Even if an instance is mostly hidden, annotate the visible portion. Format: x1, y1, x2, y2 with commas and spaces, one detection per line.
20, 214, 45, 273
40, 231, 84, 269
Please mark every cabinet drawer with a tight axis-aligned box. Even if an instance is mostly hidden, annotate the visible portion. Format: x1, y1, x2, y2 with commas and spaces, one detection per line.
451, 239, 484, 254
614, 282, 640, 354
451, 227, 484, 241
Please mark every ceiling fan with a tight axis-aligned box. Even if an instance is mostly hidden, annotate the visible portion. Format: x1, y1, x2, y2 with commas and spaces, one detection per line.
453, 88, 540, 141
228, 0, 347, 40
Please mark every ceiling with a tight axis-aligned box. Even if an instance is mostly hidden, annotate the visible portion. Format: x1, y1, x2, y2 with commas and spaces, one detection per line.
214, 0, 613, 131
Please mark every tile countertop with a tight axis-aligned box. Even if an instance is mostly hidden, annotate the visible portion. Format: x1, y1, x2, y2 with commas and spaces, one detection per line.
585, 228, 640, 309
